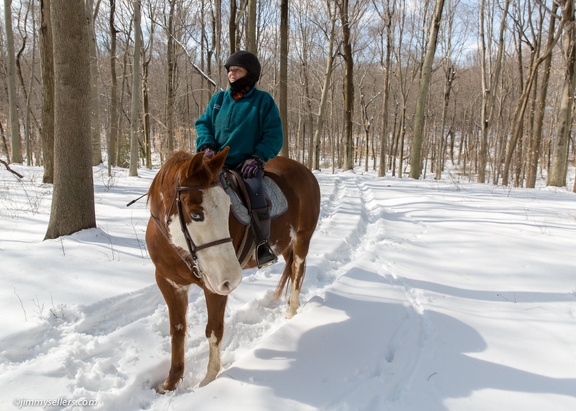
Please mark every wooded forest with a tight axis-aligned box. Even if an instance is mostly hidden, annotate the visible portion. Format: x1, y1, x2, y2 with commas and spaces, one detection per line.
2, 0, 576, 193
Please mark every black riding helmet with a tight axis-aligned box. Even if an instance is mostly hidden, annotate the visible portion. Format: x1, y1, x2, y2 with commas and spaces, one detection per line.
224, 51, 261, 91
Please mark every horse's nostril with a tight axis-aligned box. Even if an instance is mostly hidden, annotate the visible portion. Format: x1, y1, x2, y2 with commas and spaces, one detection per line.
222, 281, 230, 291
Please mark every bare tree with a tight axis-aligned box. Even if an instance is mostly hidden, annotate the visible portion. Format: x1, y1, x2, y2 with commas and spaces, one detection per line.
312, 0, 338, 171
548, 0, 575, 187
527, 1, 558, 188
165, 0, 176, 154
1, 121, 9, 161
478, 0, 510, 183
410, 0, 445, 179
246, 0, 257, 53
229, 0, 238, 54
4, 0, 22, 163
39, 0, 54, 183
108, 0, 119, 173
373, 0, 395, 177
23, 0, 37, 167
390, 1, 413, 179
358, 73, 379, 172
279, 0, 289, 157
5, 0, 576, 191
501, 1, 563, 185
293, 0, 313, 165
129, 0, 142, 177
86, 0, 102, 166
142, 0, 156, 169
338, 0, 354, 171
45, 0, 96, 239
435, 1, 457, 181
214, 0, 222, 91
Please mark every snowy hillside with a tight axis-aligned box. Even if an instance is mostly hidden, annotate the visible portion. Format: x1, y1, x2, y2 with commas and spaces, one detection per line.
1, 164, 575, 411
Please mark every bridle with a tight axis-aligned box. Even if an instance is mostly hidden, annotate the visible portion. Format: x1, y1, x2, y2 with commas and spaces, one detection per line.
151, 179, 233, 279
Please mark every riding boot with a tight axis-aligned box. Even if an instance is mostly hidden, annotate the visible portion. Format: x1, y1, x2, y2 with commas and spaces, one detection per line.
251, 207, 277, 268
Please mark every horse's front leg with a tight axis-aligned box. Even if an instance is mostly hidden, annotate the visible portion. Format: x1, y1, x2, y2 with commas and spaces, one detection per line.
155, 272, 190, 393
199, 291, 228, 387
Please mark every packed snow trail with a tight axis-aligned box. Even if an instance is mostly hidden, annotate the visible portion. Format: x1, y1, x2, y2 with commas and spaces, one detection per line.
1, 166, 576, 411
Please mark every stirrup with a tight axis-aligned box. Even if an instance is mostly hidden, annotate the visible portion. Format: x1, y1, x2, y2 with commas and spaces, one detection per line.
257, 242, 277, 268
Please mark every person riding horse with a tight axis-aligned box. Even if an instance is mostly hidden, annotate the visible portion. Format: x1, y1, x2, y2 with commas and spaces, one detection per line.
195, 50, 283, 268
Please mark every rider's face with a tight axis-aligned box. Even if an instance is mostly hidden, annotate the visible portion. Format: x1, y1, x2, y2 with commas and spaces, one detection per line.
227, 66, 248, 83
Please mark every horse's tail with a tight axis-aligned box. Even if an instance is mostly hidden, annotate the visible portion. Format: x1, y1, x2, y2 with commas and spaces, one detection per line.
274, 246, 294, 299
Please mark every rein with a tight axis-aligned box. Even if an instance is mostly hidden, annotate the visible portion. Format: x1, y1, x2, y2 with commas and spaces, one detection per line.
152, 180, 232, 279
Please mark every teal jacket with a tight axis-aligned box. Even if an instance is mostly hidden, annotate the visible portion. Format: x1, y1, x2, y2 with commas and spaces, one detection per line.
195, 87, 283, 167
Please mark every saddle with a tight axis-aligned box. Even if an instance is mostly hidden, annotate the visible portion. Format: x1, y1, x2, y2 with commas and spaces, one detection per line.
220, 168, 288, 266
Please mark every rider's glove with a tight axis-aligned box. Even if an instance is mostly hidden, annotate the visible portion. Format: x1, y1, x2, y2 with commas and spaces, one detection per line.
199, 145, 217, 159
241, 156, 264, 178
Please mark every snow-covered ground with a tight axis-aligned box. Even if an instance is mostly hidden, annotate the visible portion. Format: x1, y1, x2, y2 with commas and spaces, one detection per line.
1, 163, 575, 411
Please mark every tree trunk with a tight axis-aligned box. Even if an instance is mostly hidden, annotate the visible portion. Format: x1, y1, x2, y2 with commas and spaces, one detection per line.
435, 1, 457, 181
360, 90, 373, 173
436, 62, 455, 180
478, 0, 510, 183
313, 0, 337, 171
4, 0, 22, 163
40, 0, 54, 183
229, 0, 237, 54
409, 0, 445, 179
527, 2, 558, 188
279, 0, 289, 157
108, 0, 118, 172
377, 0, 395, 178
0, 121, 9, 161
45, 0, 96, 240
142, 1, 154, 170
340, 0, 354, 171
129, 0, 142, 177
116, 33, 131, 166
86, 0, 102, 166
214, 0, 222, 91
302, 49, 314, 167
166, 0, 176, 154
503, 10, 563, 185
246, 0, 257, 53
548, 0, 576, 187
24, 0, 37, 167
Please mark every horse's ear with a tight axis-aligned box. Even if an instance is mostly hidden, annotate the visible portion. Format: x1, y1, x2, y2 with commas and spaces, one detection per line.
208, 146, 229, 173
184, 152, 205, 178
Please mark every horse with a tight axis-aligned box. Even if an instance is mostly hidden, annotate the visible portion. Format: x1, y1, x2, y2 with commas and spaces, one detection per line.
145, 147, 321, 393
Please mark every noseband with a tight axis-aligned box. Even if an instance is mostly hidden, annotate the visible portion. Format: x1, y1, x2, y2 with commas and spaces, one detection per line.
151, 180, 232, 279
175, 182, 232, 278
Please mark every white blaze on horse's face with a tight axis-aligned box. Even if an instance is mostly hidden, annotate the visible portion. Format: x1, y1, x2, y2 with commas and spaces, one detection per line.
168, 185, 242, 295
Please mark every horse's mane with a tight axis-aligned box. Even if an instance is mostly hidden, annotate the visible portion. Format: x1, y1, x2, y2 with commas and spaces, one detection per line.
147, 150, 222, 208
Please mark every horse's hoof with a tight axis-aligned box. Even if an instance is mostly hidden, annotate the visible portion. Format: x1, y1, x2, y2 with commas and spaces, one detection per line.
156, 380, 176, 394
286, 305, 299, 319
199, 374, 216, 387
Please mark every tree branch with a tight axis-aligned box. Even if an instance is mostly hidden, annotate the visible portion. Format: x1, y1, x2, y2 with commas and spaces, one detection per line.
0, 159, 24, 179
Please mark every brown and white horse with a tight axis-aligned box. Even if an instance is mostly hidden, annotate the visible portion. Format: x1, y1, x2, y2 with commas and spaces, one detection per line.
145, 147, 321, 392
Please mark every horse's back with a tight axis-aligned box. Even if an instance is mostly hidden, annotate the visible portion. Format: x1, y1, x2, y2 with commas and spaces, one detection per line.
265, 156, 320, 231
266, 156, 320, 207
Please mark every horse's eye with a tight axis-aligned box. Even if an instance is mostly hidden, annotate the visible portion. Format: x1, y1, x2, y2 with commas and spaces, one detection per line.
190, 212, 204, 222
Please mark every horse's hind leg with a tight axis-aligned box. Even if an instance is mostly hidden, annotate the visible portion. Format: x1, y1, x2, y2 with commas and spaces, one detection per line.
199, 291, 228, 386
286, 232, 314, 319
155, 272, 189, 393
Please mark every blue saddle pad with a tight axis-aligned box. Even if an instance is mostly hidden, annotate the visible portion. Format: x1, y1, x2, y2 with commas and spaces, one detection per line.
224, 176, 288, 225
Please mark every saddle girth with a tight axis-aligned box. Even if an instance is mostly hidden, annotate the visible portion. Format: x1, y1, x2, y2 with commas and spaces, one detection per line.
221, 169, 257, 267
